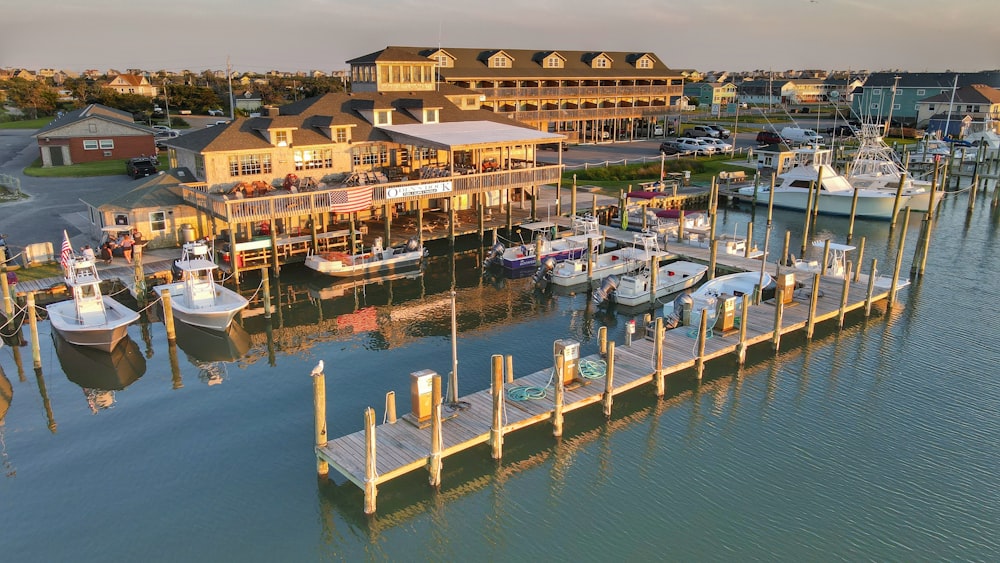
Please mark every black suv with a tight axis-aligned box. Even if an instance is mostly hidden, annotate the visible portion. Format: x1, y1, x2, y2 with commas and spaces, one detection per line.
126, 157, 157, 179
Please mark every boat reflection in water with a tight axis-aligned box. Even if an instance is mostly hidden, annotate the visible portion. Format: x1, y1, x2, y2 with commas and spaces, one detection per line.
307, 266, 424, 301
52, 331, 146, 412
173, 322, 252, 386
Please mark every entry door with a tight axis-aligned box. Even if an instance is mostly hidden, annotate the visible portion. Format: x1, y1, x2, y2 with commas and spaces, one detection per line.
49, 146, 64, 166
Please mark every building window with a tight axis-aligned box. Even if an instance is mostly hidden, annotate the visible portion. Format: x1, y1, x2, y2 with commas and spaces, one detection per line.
228, 153, 272, 176
928, 104, 935, 111
83, 140, 98, 150
638, 58, 651, 69
436, 55, 448, 67
88, 123, 97, 133
195, 154, 205, 178
275, 131, 288, 146
916, 89, 925, 95
352, 145, 388, 166
423, 109, 439, 123
595, 58, 608, 68
375, 111, 391, 125
335, 128, 347, 143
493, 56, 508, 68
892, 104, 900, 110
546, 57, 560, 68
293, 148, 333, 171
99, 139, 114, 149
872, 88, 881, 95
149, 211, 167, 232
870, 103, 879, 110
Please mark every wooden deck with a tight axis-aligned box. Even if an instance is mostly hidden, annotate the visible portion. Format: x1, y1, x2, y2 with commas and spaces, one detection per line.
316, 244, 900, 512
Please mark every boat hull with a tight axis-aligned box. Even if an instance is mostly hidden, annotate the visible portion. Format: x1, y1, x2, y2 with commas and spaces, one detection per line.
501, 244, 588, 272
152, 282, 248, 331
549, 247, 663, 287
46, 299, 139, 353
748, 189, 902, 219
305, 250, 424, 277
612, 261, 708, 307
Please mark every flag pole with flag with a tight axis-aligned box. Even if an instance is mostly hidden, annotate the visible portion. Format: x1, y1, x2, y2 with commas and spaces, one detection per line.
60, 230, 74, 274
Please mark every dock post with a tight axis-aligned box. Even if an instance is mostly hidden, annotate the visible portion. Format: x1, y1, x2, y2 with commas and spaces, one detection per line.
917, 213, 932, 277
571, 175, 578, 218
27, 293, 40, 369
587, 237, 595, 284
847, 187, 860, 243
968, 174, 978, 214
695, 311, 708, 380
505, 354, 514, 384
779, 231, 791, 275
598, 326, 607, 357
603, 342, 615, 417
161, 291, 176, 343
654, 317, 665, 396
890, 172, 907, 227
429, 375, 443, 487
592, 194, 598, 222
417, 206, 424, 248
363, 407, 378, 514
649, 255, 659, 307
383, 204, 391, 245
888, 209, 910, 308
449, 197, 457, 247
744, 222, 754, 258
766, 173, 776, 226
811, 166, 824, 219
229, 228, 240, 284
313, 362, 328, 476
806, 273, 820, 339
910, 218, 928, 277
737, 295, 749, 366
771, 284, 784, 352
708, 239, 717, 281
491, 355, 504, 460
262, 271, 271, 320
385, 391, 397, 424
675, 209, 685, 243
0, 264, 11, 318
854, 237, 865, 283
552, 354, 565, 437
839, 261, 853, 328
133, 244, 146, 306
864, 258, 878, 317
269, 229, 279, 277
535, 237, 543, 269
820, 239, 831, 276
477, 201, 485, 243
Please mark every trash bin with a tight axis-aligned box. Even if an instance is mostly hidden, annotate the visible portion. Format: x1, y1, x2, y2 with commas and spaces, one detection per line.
180, 224, 195, 244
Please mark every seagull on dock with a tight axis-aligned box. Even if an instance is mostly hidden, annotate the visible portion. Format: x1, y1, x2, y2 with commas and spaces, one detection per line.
311, 360, 324, 377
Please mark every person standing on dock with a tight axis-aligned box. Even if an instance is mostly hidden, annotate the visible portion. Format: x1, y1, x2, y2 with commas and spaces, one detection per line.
120, 233, 134, 264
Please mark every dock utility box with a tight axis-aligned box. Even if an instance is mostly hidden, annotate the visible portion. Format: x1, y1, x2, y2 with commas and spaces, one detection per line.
410, 369, 437, 423
553, 339, 580, 385
776, 272, 796, 304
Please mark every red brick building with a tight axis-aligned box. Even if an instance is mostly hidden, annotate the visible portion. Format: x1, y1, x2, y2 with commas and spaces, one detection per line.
33, 104, 156, 166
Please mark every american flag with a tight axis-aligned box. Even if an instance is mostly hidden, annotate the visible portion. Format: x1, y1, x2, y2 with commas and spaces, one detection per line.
329, 186, 372, 213
59, 230, 73, 272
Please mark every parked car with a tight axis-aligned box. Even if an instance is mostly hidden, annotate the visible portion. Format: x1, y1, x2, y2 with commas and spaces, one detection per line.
702, 137, 733, 152
659, 142, 688, 156
653, 124, 664, 136
207, 109, 225, 116
825, 125, 858, 137
755, 130, 783, 145
539, 142, 568, 151
151, 125, 177, 135
683, 125, 720, 138
126, 157, 157, 179
707, 124, 731, 139
674, 137, 717, 156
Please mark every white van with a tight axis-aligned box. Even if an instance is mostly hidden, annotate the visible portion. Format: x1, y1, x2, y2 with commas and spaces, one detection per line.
781, 127, 824, 145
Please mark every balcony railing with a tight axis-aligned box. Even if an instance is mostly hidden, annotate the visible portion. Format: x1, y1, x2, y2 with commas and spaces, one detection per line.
506, 106, 675, 122
181, 165, 564, 224
488, 85, 682, 99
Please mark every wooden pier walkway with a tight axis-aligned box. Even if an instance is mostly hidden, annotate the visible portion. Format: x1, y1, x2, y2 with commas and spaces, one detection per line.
316, 242, 902, 513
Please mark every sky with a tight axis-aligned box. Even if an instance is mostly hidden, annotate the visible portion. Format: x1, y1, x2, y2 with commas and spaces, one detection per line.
3, 0, 998, 75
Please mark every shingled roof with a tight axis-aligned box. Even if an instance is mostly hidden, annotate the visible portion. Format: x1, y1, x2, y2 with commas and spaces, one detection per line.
918, 84, 1000, 104
34, 103, 152, 137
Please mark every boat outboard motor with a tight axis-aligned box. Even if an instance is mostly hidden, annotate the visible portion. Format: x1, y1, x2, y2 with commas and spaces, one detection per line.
482, 242, 505, 269
592, 275, 619, 305
404, 237, 420, 252
532, 256, 557, 288
671, 292, 694, 325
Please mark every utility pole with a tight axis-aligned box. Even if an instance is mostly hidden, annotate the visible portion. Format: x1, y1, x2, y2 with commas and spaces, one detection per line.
163, 79, 171, 128
227, 55, 234, 121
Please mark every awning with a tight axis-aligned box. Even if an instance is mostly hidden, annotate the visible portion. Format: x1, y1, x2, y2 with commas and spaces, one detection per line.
377, 121, 564, 151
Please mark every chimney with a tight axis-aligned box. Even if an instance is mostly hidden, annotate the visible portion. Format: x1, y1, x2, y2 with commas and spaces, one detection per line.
267, 106, 279, 117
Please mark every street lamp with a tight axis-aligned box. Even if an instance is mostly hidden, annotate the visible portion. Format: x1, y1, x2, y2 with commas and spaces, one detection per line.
163, 79, 171, 128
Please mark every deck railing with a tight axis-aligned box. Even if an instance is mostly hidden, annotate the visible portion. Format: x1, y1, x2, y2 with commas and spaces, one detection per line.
181, 165, 563, 224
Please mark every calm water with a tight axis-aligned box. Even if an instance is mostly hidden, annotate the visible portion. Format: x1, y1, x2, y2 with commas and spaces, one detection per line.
1, 190, 998, 561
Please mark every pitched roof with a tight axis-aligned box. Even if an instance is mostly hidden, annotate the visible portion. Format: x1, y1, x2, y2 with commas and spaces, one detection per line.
919, 84, 1000, 104
357, 46, 675, 79
111, 74, 146, 86
164, 90, 528, 153
863, 71, 1000, 89
34, 103, 152, 137
83, 168, 192, 209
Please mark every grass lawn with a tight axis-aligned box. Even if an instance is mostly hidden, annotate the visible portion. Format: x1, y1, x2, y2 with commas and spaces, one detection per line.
0, 116, 54, 130
8, 262, 62, 282
23, 154, 168, 178
563, 154, 753, 197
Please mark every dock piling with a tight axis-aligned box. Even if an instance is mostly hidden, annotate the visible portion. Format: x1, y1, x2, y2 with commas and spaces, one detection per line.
262, 271, 271, 320
737, 295, 749, 365
27, 292, 40, 369
505, 354, 514, 384
598, 326, 607, 357
695, 311, 708, 380
429, 375, 443, 487
162, 291, 176, 343
888, 210, 909, 308
491, 355, 504, 460
807, 273, 820, 339
313, 363, 328, 476
603, 342, 615, 417
552, 354, 565, 437
772, 284, 785, 352
385, 391, 396, 424
854, 237, 866, 283
363, 407, 377, 515
654, 317, 665, 396
865, 258, 878, 316
839, 261, 853, 328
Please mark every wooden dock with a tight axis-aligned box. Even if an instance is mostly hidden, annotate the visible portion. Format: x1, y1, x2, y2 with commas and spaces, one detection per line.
315, 239, 905, 514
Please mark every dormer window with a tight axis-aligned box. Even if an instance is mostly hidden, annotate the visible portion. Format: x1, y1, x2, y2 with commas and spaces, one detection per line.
546, 57, 562, 68
595, 58, 608, 69
423, 108, 439, 124
494, 56, 508, 68
375, 110, 392, 126
275, 131, 288, 146
335, 128, 348, 143
638, 58, 651, 69
436, 55, 449, 67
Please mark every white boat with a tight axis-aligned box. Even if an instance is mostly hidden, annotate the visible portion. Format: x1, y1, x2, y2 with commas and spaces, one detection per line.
790, 241, 854, 279
593, 260, 707, 307
738, 146, 909, 220
486, 216, 600, 273
846, 124, 942, 212
662, 271, 774, 327
545, 231, 667, 287
305, 237, 426, 277
152, 240, 249, 331
46, 256, 139, 352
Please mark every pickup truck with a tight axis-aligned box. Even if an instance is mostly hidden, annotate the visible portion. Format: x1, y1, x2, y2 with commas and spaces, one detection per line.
682, 125, 720, 138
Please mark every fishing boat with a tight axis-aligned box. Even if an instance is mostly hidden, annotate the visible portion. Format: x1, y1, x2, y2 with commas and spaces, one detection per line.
789, 241, 854, 279
737, 146, 908, 220
845, 124, 942, 212
152, 240, 249, 331
662, 271, 774, 327
484, 216, 600, 273
305, 237, 426, 277
542, 231, 667, 287
593, 260, 707, 307
46, 255, 139, 352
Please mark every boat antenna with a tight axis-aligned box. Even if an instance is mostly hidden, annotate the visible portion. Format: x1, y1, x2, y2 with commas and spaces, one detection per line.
943, 74, 958, 138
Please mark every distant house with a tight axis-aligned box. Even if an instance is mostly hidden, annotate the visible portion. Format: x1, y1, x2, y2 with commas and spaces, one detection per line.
32, 104, 156, 166
107, 74, 159, 97
682, 82, 737, 108
852, 71, 1000, 126
916, 84, 1000, 129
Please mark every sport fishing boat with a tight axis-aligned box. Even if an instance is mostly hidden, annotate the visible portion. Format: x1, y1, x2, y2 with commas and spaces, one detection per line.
46, 255, 139, 352
593, 260, 707, 307
152, 240, 248, 331
305, 237, 426, 277
846, 124, 942, 212
540, 231, 667, 288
